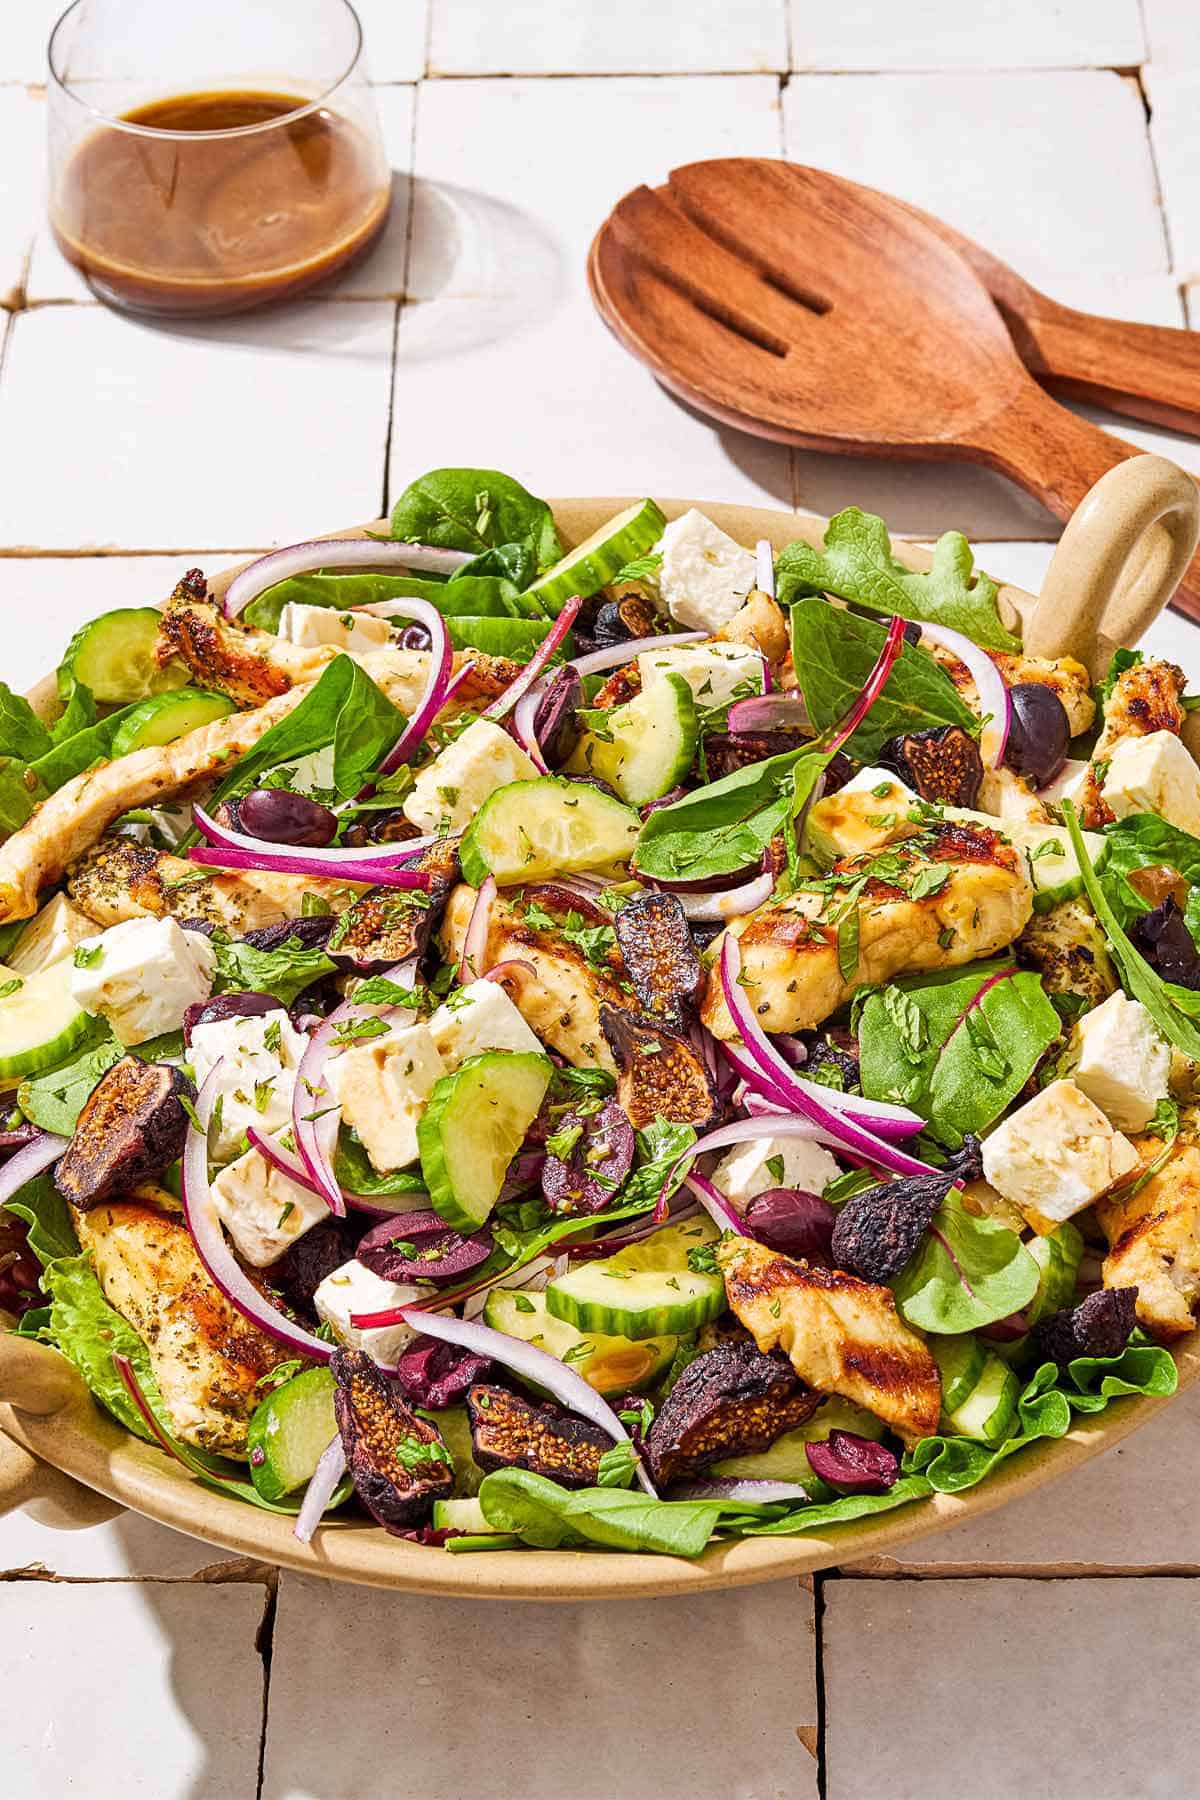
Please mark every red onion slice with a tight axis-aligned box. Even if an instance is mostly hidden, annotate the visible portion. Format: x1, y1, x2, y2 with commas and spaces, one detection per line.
396, 1305, 656, 1495
672, 1476, 811, 1503
182, 1065, 332, 1360
460, 875, 496, 983
293, 1435, 348, 1544
189, 843, 434, 889
754, 539, 775, 600
511, 674, 552, 774
482, 595, 583, 724
0, 1130, 68, 1204
224, 539, 472, 620
569, 630, 705, 679
720, 1032, 922, 1143
656, 1112, 847, 1223
726, 694, 810, 734
192, 799, 434, 870
826, 614, 907, 753
719, 936, 935, 1178
244, 1124, 424, 1218
672, 868, 774, 922
685, 1174, 743, 1234
114, 1354, 265, 1490
917, 622, 1011, 767
351, 599, 454, 781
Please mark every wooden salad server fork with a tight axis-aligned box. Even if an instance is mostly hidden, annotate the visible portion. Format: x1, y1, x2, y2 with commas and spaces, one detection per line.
588, 157, 1200, 622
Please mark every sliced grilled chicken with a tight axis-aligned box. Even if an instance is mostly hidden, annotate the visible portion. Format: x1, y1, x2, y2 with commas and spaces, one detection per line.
1097, 1139, 1200, 1341
1078, 657, 1188, 828
716, 1234, 941, 1445
74, 1190, 295, 1454
928, 641, 1096, 740
67, 835, 363, 932
702, 821, 1033, 1036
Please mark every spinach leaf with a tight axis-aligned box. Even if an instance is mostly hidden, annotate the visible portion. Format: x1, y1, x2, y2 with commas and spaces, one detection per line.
1099, 813, 1200, 941
3, 1170, 79, 1265
210, 933, 337, 1008
859, 962, 1060, 1147
207, 655, 404, 812
791, 599, 977, 761
477, 1469, 725, 1556
734, 1474, 934, 1536
1098, 647, 1142, 705
32, 700, 141, 791
243, 569, 531, 633
18, 1025, 124, 1136
891, 1189, 1040, 1332
444, 616, 556, 661
1064, 801, 1200, 1060
635, 743, 822, 882
453, 541, 537, 591
50, 678, 97, 744
390, 468, 562, 575
619, 1116, 698, 1211
334, 1129, 427, 1198
0, 682, 52, 763
0, 760, 44, 834
777, 509, 1018, 651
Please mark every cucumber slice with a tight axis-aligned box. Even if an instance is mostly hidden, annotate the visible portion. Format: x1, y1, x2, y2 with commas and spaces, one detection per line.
947, 810, 1108, 915
570, 672, 698, 806
458, 775, 641, 887
710, 1398, 886, 1481
246, 1367, 337, 1502
524, 499, 667, 616
428, 1406, 484, 1497
482, 1288, 675, 1395
930, 1334, 988, 1414
0, 958, 91, 1082
110, 688, 236, 755
418, 1050, 552, 1232
1025, 1224, 1084, 1324
432, 1497, 497, 1533
545, 1217, 723, 1341
945, 1353, 1019, 1445
59, 608, 188, 705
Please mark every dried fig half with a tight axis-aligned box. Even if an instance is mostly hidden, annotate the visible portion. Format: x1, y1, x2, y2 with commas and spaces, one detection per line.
880, 724, 984, 807
466, 1383, 610, 1488
331, 1348, 454, 1531
614, 891, 701, 1024
644, 1340, 819, 1485
599, 1002, 719, 1131
54, 1057, 195, 1210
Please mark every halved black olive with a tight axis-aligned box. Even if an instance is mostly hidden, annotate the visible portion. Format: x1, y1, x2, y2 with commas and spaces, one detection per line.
644, 1340, 819, 1485
599, 1003, 719, 1131
269, 1218, 363, 1314
879, 724, 984, 807
1002, 683, 1071, 789
331, 1348, 455, 1532
54, 1057, 195, 1210
614, 891, 701, 1024
466, 1383, 609, 1488
1028, 1287, 1138, 1371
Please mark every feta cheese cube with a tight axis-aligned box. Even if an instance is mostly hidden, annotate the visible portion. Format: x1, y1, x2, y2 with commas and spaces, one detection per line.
428, 979, 542, 1067
637, 641, 764, 714
189, 1009, 308, 1162
278, 603, 393, 653
210, 1136, 329, 1268
314, 1259, 424, 1365
981, 1078, 1139, 1223
1102, 730, 1200, 836
10, 893, 97, 976
326, 1022, 446, 1172
655, 510, 756, 634
712, 1135, 842, 1213
402, 717, 540, 836
69, 916, 216, 1047
1068, 990, 1170, 1131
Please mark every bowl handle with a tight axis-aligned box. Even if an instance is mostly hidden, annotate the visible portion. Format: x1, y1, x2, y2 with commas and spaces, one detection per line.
0, 1333, 80, 1417
1019, 454, 1200, 679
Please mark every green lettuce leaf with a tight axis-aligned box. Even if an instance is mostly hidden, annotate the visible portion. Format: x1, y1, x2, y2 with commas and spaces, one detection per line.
776, 509, 1018, 651
735, 1474, 935, 1536
41, 1253, 168, 1443
2, 1170, 79, 1266
17, 1025, 124, 1136
478, 1469, 726, 1555
0, 681, 53, 763
1099, 813, 1200, 942
210, 932, 337, 1008
334, 1129, 427, 1198
891, 1189, 1040, 1333
634, 743, 822, 883
390, 468, 562, 575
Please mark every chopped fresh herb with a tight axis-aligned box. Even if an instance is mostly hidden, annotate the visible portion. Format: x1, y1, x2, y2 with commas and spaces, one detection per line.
512, 1293, 537, 1315
0, 976, 22, 999
72, 944, 103, 969
765, 1154, 786, 1184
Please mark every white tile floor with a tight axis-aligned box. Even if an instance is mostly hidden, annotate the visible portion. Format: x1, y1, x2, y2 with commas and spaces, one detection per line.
4, 5, 1200, 1798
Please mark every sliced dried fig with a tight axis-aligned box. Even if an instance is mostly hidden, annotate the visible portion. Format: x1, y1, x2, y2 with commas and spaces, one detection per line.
829, 1172, 951, 1283
599, 1003, 719, 1131
614, 891, 701, 1023
54, 1057, 195, 1210
644, 1339, 819, 1485
466, 1383, 609, 1488
331, 1348, 454, 1531
880, 724, 984, 807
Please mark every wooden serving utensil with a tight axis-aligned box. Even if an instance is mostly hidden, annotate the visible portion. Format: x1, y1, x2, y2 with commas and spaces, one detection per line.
588, 157, 1200, 621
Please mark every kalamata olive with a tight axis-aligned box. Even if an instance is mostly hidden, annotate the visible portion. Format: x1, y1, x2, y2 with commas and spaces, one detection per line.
390, 1336, 494, 1409
355, 1209, 493, 1283
805, 1429, 899, 1494
396, 623, 432, 652
901, 621, 922, 647
240, 786, 337, 848
182, 990, 278, 1045
1002, 683, 1071, 788
745, 1188, 836, 1260
533, 666, 584, 767
542, 1098, 636, 1214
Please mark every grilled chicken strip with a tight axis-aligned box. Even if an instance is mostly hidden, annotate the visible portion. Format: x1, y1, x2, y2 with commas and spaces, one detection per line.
702, 821, 1033, 1037
440, 883, 633, 1072
1078, 657, 1187, 828
1096, 1139, 1200, 1341
0, 685, 306, 923
74, 1191, 295, 1454
716, 1235, 941, 1445
67, 834, 364, 933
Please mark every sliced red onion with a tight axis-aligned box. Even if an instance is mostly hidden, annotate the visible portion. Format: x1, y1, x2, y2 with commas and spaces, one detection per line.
754, 539, 775, 600
293, 1435, 348, 1544
569, 630, 705, 679
192, 799, 434, 870
726, 694, 810, 734
826, 614, 907, 753
685, 1174, 743, 1234
114, 1355, 256, 1488
759, 652, 774, 695
395, 1306, 656, 1495
182, 1066, 332, 1360
482, 957, 537, 986
460, 874, 496, 983
672, 868, 774, 922
374, 653, 477, 787
224, 539, 472, 620
656, 1113, 846, 1223
672, 1477, 810, 1503
189, 843, 433, 889
0, 1131, 68, 1204
293, 1014, 351, 1218
482, 595, 583, 725
0, 1123, 41, 1154
719, 936, 936, 1178
511, 673, 552, 773
720, 1033, 922, 1143
245, 1125, 323, 1198
918, 622, 1011, 767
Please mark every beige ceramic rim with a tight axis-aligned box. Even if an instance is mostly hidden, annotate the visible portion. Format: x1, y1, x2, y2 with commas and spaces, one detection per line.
4, 469, 1199, 1598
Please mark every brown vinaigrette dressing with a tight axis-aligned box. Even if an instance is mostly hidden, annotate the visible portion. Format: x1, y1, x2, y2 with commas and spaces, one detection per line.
51, 90, 391, 316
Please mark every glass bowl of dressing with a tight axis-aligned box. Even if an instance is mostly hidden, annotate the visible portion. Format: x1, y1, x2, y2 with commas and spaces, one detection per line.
46, 0, 392, 317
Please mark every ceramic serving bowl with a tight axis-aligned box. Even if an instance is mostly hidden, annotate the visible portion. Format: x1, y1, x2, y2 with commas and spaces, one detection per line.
3, 456, 1199, 1597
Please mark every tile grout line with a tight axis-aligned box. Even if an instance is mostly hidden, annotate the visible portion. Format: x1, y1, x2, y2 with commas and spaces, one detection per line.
254, 1570, 280, 1800
1131, 61, 1178, 275
813, 1569, 830, 1800
379, 81, 422, 518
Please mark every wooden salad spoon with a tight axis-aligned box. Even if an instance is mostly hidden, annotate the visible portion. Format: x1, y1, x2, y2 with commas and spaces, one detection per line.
588, 157, 1200, 622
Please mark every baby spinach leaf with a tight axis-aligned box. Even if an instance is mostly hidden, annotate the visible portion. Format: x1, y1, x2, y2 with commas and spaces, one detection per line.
243, 569, 531, 633
777, 508, 1018, 651
0, 681, 52, 763
452, 541, 538, 591
635, 743, 822, 883
0, 760, 44, 835
2, 1170, 79, 1266
18, 1025, 124, 1136
444, 616, 557, 661
859, 962, 1060, 1147
50, 677, 97, 744
390, 468, 562, 575
734, 1474, 934, 1536
891, 1189, 1040, 1333
334, 1129, 428, 1198
477, 1469, 725, 1556
31, 701, 141, 792
210, 932, 337, 1008
619, 1116, 698, 1211
790, 599, 977, 761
